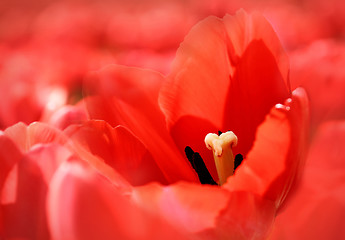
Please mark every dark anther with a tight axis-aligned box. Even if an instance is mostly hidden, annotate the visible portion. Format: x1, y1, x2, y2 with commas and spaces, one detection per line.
184, 146, 195, 169
218, 130, 223, 136
234, 154, 243, 170
185, 146, 217, 185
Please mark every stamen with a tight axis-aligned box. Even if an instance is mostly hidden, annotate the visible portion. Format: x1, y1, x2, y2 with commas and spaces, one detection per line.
205, 131, 238, 185
185, 146, 196, 169
185, 146, 217, 185
234, 154, 243, 171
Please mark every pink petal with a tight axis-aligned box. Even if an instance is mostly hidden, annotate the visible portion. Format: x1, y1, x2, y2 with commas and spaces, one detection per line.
224, 88, 309, 208
48, 160, 189, 240
205, 191, 276, 239
84, 64, 198, 183
3, 122, 28, 152
0, 134, 22, 191
1, 144, 73, 240
4, 122, 68, 152
0, 134, 23, 236
133, 182, 276, 239
134, 182, 230, 233
3, 122, 130, 191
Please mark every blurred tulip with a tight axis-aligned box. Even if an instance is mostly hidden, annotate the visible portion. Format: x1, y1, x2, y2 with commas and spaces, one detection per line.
289, 39, 345, 131
269, 120, 345, 240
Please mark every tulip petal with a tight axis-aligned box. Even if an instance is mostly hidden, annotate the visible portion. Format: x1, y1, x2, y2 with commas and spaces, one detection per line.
159, 15, 231, 150
159, 10, 290, 178
270, 121, 345, 240
224, 88, 309, 207
84, 64, 198, 183
64, 120, 168, 185
133, 182, 230, 233
1, 144, 72, 240
222, 10, 290, 84
203, 191, 276, 240
4, 122, 68, 152
133, 182, 276, 239
222, 38, 290, 159
48, 160, 189, 240
3, 121, 131, 190
2, 123, 28, 152
0, 134, 22, 192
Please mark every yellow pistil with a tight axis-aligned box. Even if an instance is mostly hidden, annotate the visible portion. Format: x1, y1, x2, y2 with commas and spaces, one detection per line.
204, 131, 238, 185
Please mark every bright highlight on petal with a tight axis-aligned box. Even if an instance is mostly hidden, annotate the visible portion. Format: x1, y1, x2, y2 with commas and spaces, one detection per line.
205, 131, 238, 185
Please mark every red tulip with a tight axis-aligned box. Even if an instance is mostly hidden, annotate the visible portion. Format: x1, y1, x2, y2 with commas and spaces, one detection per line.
81, 10, 309, 238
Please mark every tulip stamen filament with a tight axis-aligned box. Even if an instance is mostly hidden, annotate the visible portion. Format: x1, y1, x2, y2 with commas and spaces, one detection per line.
205, 131, 238, 185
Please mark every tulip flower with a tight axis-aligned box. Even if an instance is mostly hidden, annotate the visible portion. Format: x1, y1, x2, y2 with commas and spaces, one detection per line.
80, 9, 309, 238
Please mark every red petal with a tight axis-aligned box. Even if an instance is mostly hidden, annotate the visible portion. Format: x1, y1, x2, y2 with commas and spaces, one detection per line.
160, 15, 231, 130
270, 121, 345, 239
48, 160, 189, 240
222, 10, 290, 85
222, 38, 290, 159
1, 144, 72, 240
159, 10, 290, 179
133, 182, 276, 239
65, 120, 168, 185
84, 64, 197, 183
223, 88, 309, 207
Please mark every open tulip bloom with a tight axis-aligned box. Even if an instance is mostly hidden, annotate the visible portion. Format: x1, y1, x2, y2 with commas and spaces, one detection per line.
0, 10, 309, 240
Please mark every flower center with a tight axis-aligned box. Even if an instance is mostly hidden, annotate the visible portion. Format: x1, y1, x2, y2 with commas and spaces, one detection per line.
205, 131, 238, 185
185, 131, 241, 186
